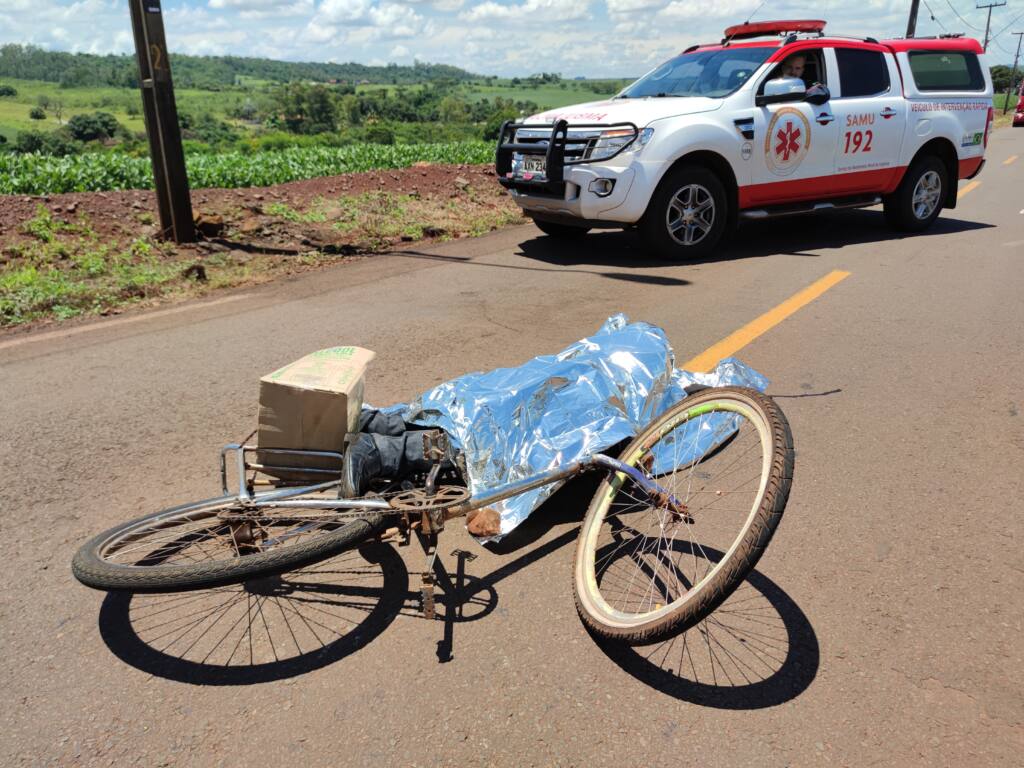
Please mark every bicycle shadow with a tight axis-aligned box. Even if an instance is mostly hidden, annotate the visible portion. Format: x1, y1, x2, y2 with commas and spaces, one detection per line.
97, 543, 411, 686
96, 478, 818, 705
589, 544, 820, 709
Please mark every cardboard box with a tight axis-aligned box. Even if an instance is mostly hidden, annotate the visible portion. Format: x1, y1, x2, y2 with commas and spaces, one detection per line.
257, 346, 375, 480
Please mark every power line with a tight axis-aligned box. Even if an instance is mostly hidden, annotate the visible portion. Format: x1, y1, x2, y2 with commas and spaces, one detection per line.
923, 0, 949, 31
990, 10, 1024, 40
992, 37, 1014, 54
944, 0, 984, 31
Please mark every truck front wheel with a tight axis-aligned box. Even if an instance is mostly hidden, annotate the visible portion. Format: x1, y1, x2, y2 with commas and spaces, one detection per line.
640, 165, 728, 261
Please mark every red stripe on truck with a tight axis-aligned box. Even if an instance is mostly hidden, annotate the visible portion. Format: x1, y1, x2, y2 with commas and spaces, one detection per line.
959, 157, 984, 178
738, 167, 904, 208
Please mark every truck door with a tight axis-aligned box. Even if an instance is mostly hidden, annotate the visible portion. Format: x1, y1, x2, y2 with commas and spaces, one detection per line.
747, 47, 839, 206
826, 46, 905, 194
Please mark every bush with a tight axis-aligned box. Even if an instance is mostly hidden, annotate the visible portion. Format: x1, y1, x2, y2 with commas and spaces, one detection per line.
363, 125, 395, 145
66, 112, 121, 142
13, 129, 81, 156
0, 84, 17, 97
185, 113, 239, 146
29, 106, 46, 120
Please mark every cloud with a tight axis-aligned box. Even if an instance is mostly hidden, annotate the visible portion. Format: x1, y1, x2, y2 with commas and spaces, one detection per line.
0, 0, 1008, 78
461, 0, 591, 23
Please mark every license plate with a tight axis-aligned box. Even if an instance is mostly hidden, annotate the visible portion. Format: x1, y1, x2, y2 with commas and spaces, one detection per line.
521, 156, 546, 176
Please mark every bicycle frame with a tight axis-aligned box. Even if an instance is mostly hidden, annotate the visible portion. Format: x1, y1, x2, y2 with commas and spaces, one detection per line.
219, 443, 685, 520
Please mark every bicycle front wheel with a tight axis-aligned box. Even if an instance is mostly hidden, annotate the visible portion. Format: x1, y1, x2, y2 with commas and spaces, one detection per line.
573, 386, 793, 644
72, 494, 389, 593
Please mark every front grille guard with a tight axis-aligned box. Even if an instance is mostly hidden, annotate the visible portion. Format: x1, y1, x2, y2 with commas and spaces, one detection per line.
495, 119, 639, 194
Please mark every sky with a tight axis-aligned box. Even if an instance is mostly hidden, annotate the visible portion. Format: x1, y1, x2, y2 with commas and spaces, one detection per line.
0, 0, 1020, 77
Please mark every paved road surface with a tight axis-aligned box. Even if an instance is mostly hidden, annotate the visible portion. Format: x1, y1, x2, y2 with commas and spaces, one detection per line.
3, 130, 1022, 766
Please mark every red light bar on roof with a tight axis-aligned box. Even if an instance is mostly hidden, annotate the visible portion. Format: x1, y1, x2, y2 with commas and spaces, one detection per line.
723, 19, 827, 40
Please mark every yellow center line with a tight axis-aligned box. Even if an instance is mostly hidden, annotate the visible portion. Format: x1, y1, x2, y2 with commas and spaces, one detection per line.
958, 181, 981, 199
1004, 155, 1019, 166
683, 270, 851, 373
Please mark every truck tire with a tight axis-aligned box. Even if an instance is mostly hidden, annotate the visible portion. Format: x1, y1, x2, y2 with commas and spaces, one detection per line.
640, 165, 728, 261
533, 219, 590, 238
883, 155, 947, 232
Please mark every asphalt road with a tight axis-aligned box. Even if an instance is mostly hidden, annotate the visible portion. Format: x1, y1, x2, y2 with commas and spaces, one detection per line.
3, 130, 1022, 767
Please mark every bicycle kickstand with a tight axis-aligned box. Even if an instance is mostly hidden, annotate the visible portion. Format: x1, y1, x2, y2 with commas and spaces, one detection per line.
416, 531, 439, 620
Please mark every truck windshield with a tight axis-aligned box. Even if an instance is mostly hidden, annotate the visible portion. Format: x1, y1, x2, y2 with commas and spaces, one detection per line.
618, 47, 773, 99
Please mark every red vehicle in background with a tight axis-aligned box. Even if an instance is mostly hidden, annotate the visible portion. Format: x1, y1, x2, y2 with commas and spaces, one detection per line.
1013, 82, 1024, 127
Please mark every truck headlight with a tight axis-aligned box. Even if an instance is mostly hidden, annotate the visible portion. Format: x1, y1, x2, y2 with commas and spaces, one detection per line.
589, 128, 639, 161
587, 127, 654, 161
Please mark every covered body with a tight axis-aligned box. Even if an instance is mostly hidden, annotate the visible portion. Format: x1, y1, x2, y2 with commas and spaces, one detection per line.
384, 315, 766, 536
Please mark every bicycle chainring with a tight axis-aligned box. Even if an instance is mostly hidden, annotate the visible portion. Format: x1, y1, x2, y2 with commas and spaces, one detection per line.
388, 486, 470, 513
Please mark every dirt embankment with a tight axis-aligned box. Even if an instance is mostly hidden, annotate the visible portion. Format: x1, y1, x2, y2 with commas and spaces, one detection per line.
0, 163, 526, 331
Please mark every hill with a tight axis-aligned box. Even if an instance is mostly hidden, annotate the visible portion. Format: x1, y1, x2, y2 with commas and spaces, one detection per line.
0, 44, 477, 90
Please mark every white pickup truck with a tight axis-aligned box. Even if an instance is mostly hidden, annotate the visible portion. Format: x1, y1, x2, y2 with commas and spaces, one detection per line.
496, 20, 994, 259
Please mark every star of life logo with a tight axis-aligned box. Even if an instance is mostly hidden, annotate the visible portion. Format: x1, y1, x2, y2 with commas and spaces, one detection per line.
765, 107, 812, 176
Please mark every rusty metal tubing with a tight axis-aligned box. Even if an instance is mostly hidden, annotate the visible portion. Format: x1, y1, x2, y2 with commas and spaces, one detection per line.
443, 459, 590, 518
590, 453, 688, 516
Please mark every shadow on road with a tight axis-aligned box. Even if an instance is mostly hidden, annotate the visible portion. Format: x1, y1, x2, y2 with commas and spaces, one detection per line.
516, 208, 993, 268
96, 476, 817, 705
591, 545, 820, 710
98, 543, 410, 686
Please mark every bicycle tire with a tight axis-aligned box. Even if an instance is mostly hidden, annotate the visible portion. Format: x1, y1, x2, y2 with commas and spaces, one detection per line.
72, 494, 389, 593
573, 386, 793, 644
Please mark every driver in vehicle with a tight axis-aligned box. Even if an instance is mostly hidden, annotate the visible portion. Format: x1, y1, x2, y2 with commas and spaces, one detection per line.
781, 53, 806, 80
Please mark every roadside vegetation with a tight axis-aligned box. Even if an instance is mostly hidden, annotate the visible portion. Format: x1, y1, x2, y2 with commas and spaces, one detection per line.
0, 141, 495, 194
0, 172, 524, 328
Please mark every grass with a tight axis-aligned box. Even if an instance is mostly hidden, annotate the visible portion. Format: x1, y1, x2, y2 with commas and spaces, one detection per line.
1, 184, 526, 328
0, 206, 186, 326
457, 80, 625, 108
0, 78, 255, 141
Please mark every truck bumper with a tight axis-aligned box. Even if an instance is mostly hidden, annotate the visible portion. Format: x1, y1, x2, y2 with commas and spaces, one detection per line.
504, 163, 642, 224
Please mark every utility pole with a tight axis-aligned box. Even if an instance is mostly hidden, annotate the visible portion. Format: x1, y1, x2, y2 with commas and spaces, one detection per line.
128, 0, 195, 243
907, 0, 921, 38
977, 0, 1007, 52
1005, 31, 1023, 114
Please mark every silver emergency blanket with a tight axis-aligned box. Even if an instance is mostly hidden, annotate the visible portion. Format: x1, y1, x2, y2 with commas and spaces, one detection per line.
386, 314, 767, 537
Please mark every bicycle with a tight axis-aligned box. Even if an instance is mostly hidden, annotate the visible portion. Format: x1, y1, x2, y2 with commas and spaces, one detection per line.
72, 386, 793, 644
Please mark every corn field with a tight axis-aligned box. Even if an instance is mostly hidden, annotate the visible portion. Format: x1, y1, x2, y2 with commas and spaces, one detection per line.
0, 142, 496, 195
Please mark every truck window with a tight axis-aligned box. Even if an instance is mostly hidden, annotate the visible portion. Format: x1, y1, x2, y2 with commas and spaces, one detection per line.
619, 47, 773, 99
835, 48, 890, 97
759, 49, 825, 92
907, 51, 984, 91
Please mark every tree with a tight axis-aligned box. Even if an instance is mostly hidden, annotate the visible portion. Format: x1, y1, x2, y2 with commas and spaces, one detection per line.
991, 65, 1022, 94
49, 98, 64, 124
0, 84, 16, 97
273, 83, 338, 134
29, 106, 46, 120
438, 95, 470, 123
13, 129, 80, 156
364, 124, 394, 144
66, 111, 121, 141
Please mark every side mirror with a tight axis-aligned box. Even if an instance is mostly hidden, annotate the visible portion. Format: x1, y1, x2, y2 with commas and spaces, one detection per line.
755, 76, 806, 107
806, 83, 831, 105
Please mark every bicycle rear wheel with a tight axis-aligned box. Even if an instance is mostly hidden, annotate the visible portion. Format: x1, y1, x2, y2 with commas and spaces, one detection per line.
573, 386, 793, 644
72, 494, 389, 593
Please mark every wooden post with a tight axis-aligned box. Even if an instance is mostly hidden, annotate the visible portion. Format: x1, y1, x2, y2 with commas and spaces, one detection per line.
129, 0, 195, 243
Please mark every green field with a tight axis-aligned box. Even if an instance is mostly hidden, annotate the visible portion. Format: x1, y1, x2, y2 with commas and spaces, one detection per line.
0, 76, 630, 142
0, 79, 256, 140
0, 141, 495, 194
455, 79, 628, 108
